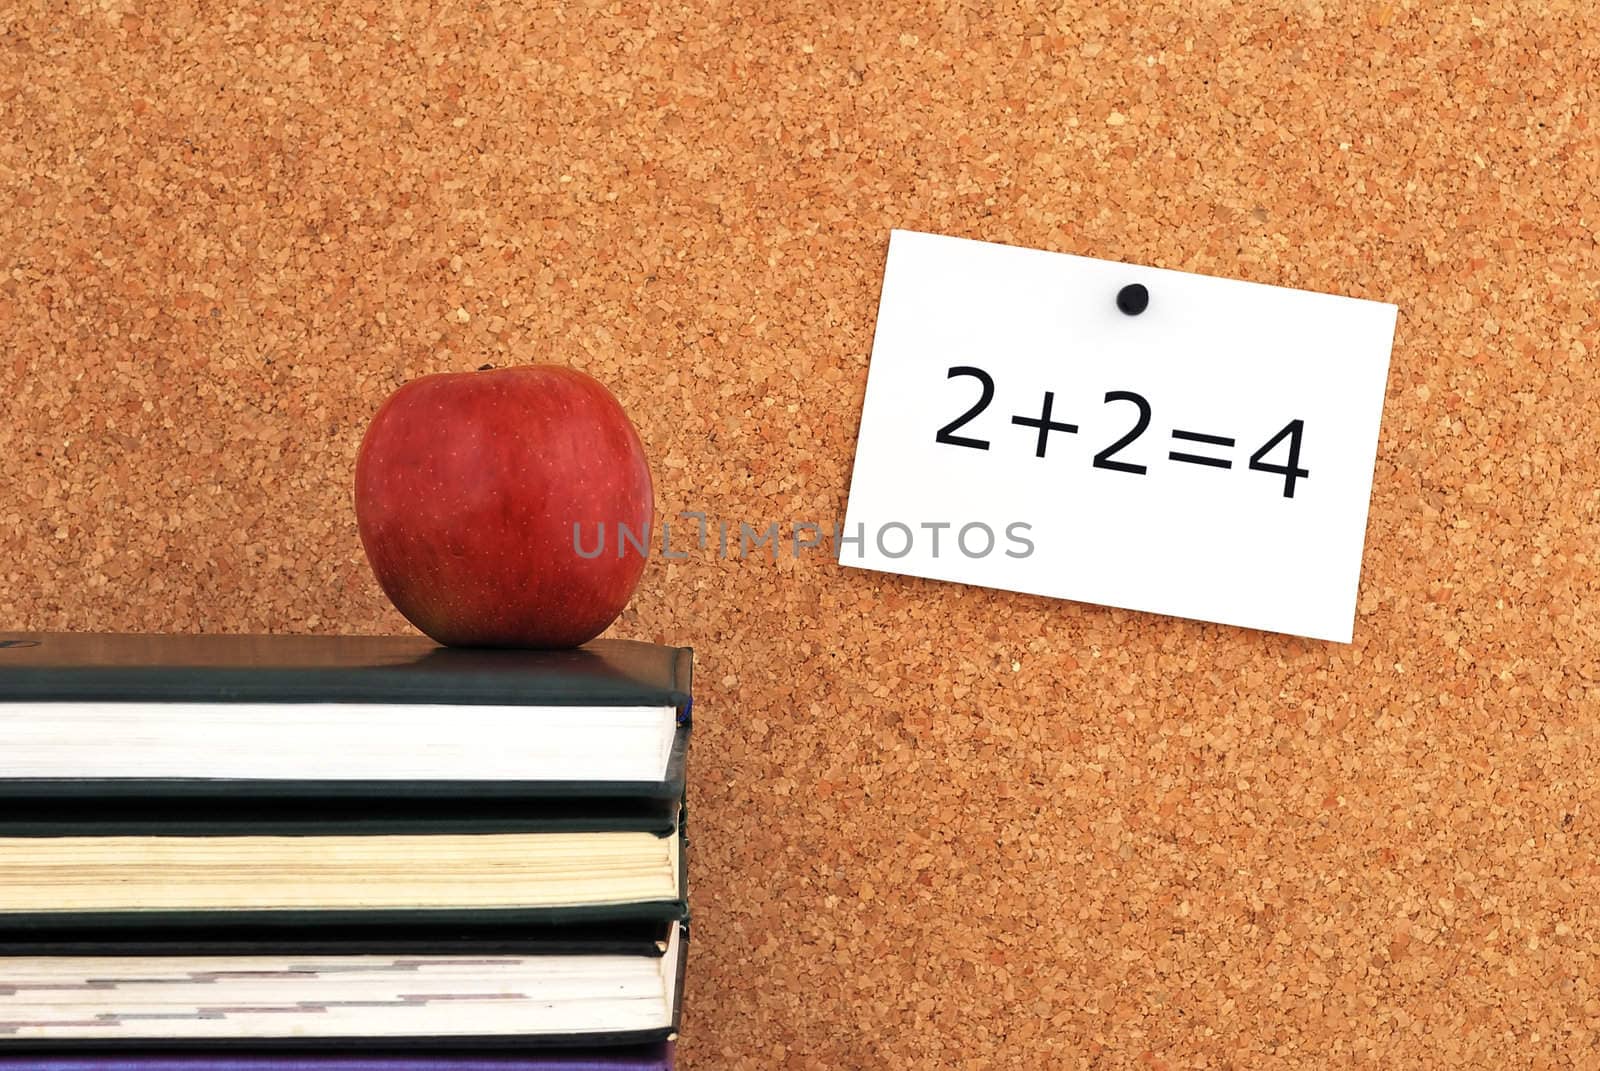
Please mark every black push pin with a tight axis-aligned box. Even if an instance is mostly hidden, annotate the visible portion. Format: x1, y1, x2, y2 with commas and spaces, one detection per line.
1116, 283, 1149, 316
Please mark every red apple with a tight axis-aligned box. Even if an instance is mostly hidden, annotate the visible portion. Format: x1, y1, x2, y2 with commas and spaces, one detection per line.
354, 365, 653, 648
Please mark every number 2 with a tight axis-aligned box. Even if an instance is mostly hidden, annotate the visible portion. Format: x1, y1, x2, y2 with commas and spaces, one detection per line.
1093, 391, 1151, 474
935, 366, 995, 450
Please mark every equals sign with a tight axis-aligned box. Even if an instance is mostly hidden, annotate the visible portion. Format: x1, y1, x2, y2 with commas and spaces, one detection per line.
1168, 429, 1234, 468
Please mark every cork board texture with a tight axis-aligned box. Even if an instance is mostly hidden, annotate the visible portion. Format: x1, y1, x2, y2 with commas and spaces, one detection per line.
3, 1, 1598, 1066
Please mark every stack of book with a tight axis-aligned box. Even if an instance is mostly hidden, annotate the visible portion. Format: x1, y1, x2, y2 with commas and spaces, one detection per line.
0, 633, 691, 1071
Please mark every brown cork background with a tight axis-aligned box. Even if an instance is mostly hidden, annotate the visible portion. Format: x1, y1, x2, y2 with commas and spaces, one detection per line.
3, 0, 1599, 1066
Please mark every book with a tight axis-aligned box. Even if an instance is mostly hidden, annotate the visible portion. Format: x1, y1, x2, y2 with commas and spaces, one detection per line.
0, 1047, 673, 1069
0, 809, 687, 930
0, 634, 691, 802
0, 633, 693, 1054
0, 1046, 673, 1069
0, 923, 684, 1047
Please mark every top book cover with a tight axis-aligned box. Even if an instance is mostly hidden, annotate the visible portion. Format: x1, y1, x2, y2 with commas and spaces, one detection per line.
0, 633, 693, 711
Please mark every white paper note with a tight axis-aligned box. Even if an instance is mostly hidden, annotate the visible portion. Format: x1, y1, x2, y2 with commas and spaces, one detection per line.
841, 230, 1398, 643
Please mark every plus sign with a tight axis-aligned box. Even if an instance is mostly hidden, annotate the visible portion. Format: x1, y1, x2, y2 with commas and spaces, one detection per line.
1011, 391, 1079, 458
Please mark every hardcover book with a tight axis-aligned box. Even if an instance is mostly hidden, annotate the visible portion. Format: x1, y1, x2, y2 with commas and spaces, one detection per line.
0, 634, 691, 805
0, 923, 685, 1048
0, 633, 692, 1053
0, 810, 688, 931
0, 1049, 673, 1069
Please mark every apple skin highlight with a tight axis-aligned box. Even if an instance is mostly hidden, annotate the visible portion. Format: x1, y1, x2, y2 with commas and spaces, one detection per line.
354, 365, 654, 649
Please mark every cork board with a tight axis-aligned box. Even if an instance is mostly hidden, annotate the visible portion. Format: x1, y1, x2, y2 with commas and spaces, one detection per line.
2, 2, 1598, 1066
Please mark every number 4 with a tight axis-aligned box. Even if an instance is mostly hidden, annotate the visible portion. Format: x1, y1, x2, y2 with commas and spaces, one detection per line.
1249, 420, 1309, 498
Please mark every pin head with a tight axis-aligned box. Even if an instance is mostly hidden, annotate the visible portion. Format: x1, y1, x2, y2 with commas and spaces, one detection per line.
1116, 283, 1149, 316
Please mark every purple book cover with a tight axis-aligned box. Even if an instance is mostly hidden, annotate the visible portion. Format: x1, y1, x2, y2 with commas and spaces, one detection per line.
0, 1048, 671, 1071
